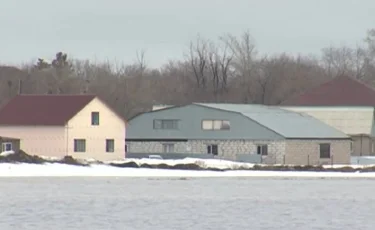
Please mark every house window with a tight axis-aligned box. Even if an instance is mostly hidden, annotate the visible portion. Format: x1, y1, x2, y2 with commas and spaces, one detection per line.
2, 142, 12, 152
106, 139, 115, 152
202, 120, 230, 130
257, 145, 268, 155
91, 112, 100, 125
320, 143, 331, 159
162, 143, 175, 153
153, 119, 179, 129
207, 144, 218, 155
125, 144, 128, 153
74, 139, 86, 152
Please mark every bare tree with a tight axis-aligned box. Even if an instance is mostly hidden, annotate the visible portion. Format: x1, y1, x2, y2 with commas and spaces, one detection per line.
187, 36, 210, 89
207, 40, 233, 100
321, 46, 354, 77
0, 28, 374, 119
136, 49, 147, 74
321, 45, 372, 80
365, 29, 375, 58
221, 31, 258, 102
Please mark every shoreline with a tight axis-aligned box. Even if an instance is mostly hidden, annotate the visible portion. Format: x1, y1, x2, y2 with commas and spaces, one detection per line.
0, 162, 375, 178
1, 152, 375, 178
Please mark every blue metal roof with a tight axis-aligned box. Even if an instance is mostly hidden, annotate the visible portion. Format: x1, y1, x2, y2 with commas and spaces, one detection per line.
195, 103, 349, 139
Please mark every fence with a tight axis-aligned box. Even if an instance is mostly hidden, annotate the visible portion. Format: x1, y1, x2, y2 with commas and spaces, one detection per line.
126, 153, 344, 165
280, 154, 336, 166
126, 152, 264, 163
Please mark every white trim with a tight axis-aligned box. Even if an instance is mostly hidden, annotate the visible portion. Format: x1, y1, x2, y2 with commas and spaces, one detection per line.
2, 142, 12, 152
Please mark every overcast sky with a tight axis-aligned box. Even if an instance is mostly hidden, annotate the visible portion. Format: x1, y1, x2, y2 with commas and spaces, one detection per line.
0, 0, 374, 67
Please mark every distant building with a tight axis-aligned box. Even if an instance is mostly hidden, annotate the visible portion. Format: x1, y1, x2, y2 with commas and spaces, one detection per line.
126, 103, 351, 165
152, 105, 174, 111
281, 75, 375, 156
0, 95, 126, 161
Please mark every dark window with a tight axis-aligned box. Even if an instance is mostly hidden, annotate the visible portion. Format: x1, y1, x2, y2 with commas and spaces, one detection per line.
74, 139, 86, 152
207, 144, 218, 155
91, 112, 99, 125
202, 120, 230, 130
162, 143, 175, 153
257, 145, 268, 155
2, 142, 12, 152
320, 143, 331, 159
106, 139, 115, 152
153, 119, 178, 129
125, 144, 128, 153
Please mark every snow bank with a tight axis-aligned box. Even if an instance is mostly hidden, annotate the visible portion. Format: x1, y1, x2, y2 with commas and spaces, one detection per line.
108, 157, 255, 170
0, 150, 15, 157
0, 160, 375, 178
1, 156, 375, 178
110, 157, 371, 170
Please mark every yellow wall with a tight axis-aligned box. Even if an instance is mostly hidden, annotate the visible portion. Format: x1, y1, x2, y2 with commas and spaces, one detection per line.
0, 126, 66, 157
67, 98, 125, 161
282, 107, 373, 135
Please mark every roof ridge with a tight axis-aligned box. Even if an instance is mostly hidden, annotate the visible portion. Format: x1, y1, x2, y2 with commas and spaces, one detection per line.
347, 75, 375, 92
0, 95, 96, 125
280, 77, 337, 105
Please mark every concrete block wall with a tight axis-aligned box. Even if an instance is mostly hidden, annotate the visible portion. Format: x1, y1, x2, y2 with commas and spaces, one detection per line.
126, 140, 286, 164
285, 139, 351, 165
127, 141, 189, 153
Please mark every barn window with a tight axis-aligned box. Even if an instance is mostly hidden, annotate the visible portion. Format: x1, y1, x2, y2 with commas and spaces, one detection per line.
162, 143, 175, 153
202, 120, 230, 130
153, 119, 179, 129
319, 143, 331, 159
207, 144, 218, 155
257, 145, 268, 155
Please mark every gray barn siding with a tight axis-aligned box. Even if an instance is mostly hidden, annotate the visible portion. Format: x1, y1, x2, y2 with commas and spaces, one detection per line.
127, 104, 284, 140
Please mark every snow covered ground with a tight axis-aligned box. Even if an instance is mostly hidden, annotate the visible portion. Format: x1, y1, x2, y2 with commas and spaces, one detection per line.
108, 157, 372, 169
108, 157, 256, 170
0, 158, 375, 178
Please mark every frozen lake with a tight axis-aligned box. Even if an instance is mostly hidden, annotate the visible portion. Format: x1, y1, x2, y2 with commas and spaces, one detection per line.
1, 177, 374, 230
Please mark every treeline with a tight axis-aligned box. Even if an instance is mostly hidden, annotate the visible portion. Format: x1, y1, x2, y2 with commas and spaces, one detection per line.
0, 29, 375, 119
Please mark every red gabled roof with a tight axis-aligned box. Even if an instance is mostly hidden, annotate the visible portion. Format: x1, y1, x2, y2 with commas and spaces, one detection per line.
281, 76, 375, 106
0, 95, 96, 125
